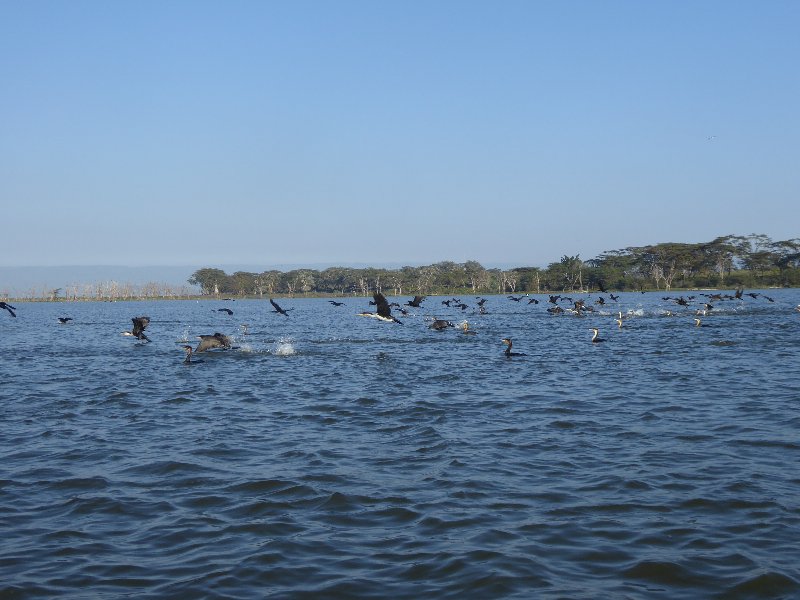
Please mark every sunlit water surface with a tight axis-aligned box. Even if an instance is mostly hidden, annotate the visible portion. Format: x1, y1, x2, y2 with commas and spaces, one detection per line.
2, 291, 799, 598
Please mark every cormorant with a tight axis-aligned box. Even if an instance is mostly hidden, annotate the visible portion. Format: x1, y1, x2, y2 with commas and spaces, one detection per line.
501, 338, 526, 356
406, 296, 425, 308
329, 300, 345, 306
218, 308, 233, 315
358, 292, 402, 324
182, 345, 194, 363
429, 319, 454, 330
58, 317, 73, 324
195, 332, 233, 352
460, 321, 477, 335
609, 293, 619, 302
122, 317, 150, 342
590, 328, 605, 343
270, 298, 292, 316
0, 302, 16, 317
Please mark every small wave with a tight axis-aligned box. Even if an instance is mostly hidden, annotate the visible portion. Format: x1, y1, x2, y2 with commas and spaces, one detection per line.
725, 571, 800, 597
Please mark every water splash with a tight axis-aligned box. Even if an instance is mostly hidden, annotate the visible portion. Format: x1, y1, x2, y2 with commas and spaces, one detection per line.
177, 328, 191, 343
273, 338, 296, 356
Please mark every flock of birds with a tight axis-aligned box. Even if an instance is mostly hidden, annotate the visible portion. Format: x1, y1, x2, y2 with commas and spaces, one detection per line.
2, 290, 797, 362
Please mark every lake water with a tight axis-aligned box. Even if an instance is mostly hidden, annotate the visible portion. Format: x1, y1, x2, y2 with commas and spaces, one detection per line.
2, 290, 799, 599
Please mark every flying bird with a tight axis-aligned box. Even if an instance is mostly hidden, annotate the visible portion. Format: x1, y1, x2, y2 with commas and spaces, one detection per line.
270, 298, 292, 316
429, 319, 454, 330
405, 296, 425, 308
358, 292, 402, 324
122, 317, 150, 342
217, 308, 233, 315
58, 317, 73, 324
0, 302, 16, 317
195, 332, 233, 352
329, 300, 345, 307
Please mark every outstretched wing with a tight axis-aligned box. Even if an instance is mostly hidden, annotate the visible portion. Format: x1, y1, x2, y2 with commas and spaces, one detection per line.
131, 317, 150, 336
270, 299, 282, 312
374, 293, 392, 319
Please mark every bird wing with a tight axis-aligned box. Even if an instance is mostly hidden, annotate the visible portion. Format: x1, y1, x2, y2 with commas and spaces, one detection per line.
131, 317, 149, 336
374, 293, 392, 318
270, 299, 283, 312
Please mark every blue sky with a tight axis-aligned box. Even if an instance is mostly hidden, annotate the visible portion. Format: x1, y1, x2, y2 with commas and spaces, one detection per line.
2, 1, 798, 269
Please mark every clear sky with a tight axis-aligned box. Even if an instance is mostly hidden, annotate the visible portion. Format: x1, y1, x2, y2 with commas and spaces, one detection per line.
2, 1, 798, 269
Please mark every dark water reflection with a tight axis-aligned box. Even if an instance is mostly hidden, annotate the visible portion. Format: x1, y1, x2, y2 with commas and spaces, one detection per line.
1, 291, 799, 598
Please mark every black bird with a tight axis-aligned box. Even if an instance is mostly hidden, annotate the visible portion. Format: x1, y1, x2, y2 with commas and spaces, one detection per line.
270, 298, 292, 316
598, 281, 608, 293
58, 317, 73, 324
329, 300, 345, 306
501, 338, 526, 356
609, 293, 619, 302
528, 298, 539, 304
217, 308, 233, 315
429, 319, 454, 330
508, 295, 523, 302
0, 302, 16, 317
406, 296, 425, 308
195, 332, 233, 352
122, 317, 150, 342
358, 292, 402, 324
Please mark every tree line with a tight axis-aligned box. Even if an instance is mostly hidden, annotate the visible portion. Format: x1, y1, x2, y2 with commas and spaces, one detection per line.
188, 233, 800, 297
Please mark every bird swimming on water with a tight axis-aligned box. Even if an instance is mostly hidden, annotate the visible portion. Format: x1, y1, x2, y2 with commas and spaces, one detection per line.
195, 332, 233, 352
122, 317, 150, 342
590, 328, 605, 343
270, 298, 292, 316
0, 302, 16, 317
217, 308, 233, 315
358, 292, 402, 324
501, 338, 526, 356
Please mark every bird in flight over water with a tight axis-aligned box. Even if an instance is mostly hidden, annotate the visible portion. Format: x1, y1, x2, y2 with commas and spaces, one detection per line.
122, 317, 151, 342
270, 299, 292, 316
358, 292, 403, 324
0, 302, 16, 317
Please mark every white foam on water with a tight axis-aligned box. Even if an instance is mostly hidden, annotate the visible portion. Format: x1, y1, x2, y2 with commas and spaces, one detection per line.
273, 338, 296, 356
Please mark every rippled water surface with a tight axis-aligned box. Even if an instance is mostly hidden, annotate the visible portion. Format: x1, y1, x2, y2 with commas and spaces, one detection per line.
2, 291, 799, 598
